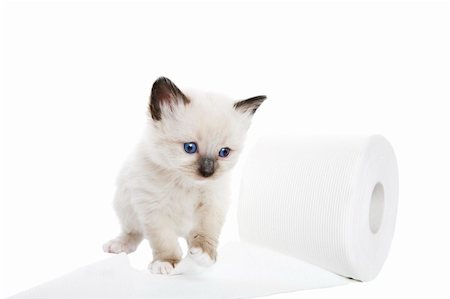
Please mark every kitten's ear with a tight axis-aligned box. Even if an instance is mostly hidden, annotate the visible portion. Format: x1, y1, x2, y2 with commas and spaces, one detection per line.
149, 77, 190, 121
233, 95, 267, 115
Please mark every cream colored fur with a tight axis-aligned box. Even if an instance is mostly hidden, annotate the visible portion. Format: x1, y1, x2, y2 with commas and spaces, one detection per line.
103, 79, 263, 274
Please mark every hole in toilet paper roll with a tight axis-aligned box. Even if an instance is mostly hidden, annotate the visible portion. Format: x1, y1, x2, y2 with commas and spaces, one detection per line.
369, 183, 385, 234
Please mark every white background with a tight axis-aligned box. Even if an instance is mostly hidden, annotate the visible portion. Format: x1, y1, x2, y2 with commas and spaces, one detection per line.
1, 0, 449, 298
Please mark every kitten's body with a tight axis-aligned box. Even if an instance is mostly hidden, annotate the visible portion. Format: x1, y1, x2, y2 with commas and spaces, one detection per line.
104, 78, 265, 274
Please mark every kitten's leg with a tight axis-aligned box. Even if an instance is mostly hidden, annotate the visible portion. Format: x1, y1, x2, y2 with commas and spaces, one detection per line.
187, 203, 225, 267
103, 188, 143, 254
146, 226, 182, 275
103, 231, 143, 254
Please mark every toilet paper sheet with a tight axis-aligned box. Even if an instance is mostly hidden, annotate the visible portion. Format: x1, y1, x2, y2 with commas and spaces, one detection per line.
9, 242, 350, 299
9, 135, 398, 298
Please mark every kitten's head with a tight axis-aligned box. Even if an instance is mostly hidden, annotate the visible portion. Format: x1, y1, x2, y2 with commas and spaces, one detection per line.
146, 77, 266, 182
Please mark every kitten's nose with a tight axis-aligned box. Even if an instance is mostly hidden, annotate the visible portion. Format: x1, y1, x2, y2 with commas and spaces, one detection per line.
198, 157, 215, 177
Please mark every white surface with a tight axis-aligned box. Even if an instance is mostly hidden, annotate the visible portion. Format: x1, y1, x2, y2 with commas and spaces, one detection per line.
1, 1, 449, 299
9, 242, 349, 299
238, 135, 398, 281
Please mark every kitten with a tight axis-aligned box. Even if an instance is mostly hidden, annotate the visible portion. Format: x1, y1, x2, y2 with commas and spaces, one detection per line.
103, 77, 266, 274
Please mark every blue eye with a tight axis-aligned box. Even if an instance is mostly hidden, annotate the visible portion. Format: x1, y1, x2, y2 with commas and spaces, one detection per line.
184, 142, 197, 154
218, 147, 231, 158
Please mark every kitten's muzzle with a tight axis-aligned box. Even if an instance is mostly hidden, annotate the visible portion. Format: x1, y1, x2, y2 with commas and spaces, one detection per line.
198, 157, 215, 178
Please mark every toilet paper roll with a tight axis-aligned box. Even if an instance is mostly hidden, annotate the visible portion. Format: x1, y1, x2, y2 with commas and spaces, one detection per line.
238, 135, 399, 281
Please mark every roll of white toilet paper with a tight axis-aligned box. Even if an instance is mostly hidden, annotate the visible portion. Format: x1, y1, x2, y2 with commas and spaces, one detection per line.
238, 135, 399, 281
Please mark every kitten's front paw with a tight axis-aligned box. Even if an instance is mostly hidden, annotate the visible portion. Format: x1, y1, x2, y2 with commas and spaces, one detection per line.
188, 232, 217, 267
103, 239, 137, 254
150, 260, 175, 275
188, 247, 215, 267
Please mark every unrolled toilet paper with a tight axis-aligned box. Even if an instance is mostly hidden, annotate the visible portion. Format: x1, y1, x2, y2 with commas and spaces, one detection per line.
10, 135, 399, 298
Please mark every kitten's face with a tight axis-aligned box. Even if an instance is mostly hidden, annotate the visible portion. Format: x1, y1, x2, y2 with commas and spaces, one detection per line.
147, 77, 266, 182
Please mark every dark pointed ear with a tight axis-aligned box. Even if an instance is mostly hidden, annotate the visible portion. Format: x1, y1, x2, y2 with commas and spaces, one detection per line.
149, 77, 190, 121
233, 95, 267, 115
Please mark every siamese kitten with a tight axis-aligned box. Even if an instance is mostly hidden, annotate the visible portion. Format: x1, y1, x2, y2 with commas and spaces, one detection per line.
103, 77, 266, 274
